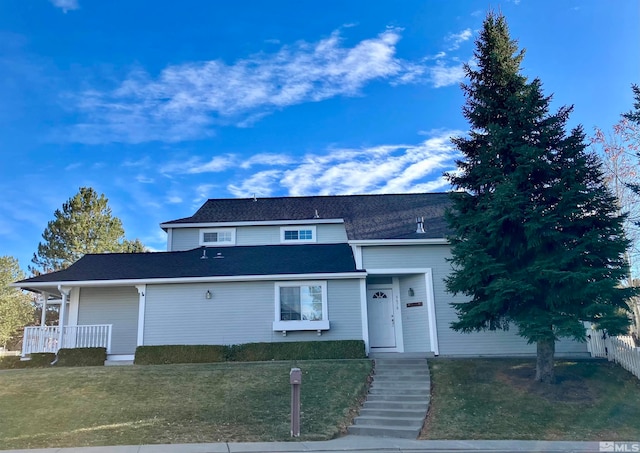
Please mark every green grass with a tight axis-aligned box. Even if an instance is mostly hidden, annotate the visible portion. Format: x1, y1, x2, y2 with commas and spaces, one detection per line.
422, 358, 640, 441
0, 360, 372, 450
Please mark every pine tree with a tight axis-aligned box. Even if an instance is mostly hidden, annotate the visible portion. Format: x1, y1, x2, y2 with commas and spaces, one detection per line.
30, 187, 146, 274
623, 84, 640, 198
445, 13, 635, 383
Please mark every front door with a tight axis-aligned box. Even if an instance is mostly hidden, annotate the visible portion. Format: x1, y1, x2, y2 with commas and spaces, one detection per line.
367, 288, 396, 348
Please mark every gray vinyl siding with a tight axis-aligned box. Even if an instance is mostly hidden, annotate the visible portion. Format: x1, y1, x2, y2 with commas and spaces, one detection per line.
362, 245, 588, 357
171, 228, 199, 251
398, 274, 430, 353
169, 224, 348, 251
77, 287, 139, 355
143, 279, 362, 345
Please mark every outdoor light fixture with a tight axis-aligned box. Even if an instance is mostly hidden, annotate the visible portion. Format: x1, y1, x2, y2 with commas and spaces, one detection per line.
205, 290, 212, 299
408, 288, 415, 297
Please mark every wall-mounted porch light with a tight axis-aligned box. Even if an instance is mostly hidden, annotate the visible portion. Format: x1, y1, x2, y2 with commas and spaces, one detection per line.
205, 290, 212, 299
408, 288, 415, 297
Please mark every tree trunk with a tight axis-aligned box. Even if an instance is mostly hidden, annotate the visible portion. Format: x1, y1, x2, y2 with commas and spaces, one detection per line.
535, 336, 555, 383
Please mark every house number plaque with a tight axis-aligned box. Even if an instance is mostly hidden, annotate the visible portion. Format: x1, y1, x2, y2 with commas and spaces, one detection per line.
406, 302, 423, 308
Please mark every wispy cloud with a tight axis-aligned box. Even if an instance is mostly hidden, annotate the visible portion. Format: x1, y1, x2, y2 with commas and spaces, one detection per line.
446, 29, 473, 51
50, 0, 79, 13
430, 61, 466, 88
228, 170, 283, 198
66, 28, 467, 144
223, 130, 461, 197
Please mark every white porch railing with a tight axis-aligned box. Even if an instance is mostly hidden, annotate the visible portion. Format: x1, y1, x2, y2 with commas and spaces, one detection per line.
586, 328, 640, 379
22, 325, 112, 357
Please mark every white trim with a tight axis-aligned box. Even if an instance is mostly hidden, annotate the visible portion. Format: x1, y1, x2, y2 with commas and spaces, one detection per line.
166, 228, 173, 251
424, 269, 439, 356
366, 268, 439, 356
359, 278, 369, 355
352, 245, 363, 269
57, 285, 70, 352
40, 292, 48, 326
273, 280, 329, 331
14, 272, 367, 289
391, 277, 405, 353
161, 219, 344, 229
136, 285, 146, 347
349, 239, 449, 246
199, 228, 236, 246
366, 268, 431, 275
273, 320, 330, 331
68, 288, 80, 326
367, 284, 402, 352
280, 226, 317, 243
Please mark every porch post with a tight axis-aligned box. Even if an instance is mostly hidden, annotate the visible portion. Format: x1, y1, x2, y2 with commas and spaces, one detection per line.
135, 285, 147, 347
424, 270, 440, 356
40, 292, 48, 326
57, 286, 71, 352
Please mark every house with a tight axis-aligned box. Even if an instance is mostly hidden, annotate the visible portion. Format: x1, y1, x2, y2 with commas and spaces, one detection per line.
14, 193, 588, 361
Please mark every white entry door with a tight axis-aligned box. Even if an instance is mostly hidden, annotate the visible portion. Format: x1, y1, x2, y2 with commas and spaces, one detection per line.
367, 288, 396, 348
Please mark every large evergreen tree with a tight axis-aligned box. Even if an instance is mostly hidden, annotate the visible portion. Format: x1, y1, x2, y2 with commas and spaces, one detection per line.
30, 187, 146, 274
623, 84, 640, 199
445, 13, 635, 383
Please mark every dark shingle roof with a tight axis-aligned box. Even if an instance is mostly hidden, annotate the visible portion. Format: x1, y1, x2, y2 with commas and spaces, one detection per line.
163, 193, 452, 240
17, 244, 361, 284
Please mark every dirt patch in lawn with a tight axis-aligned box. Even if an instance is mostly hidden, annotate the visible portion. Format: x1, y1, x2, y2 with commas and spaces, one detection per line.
496, 362, 597, 403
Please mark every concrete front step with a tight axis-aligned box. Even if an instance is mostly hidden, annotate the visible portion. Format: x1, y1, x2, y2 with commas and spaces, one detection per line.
348, 358, 431, 439
354, 415, 424, 428
347, 424, 420, 439
363, 400, 429, 410
359, 407, 427, 418
368, 387, 430, 396
366, 393, 430, 403
374, 368, 430, 374
374, 371, 430, 381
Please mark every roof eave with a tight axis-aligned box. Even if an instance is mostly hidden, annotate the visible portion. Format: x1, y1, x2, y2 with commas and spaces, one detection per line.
349, 238, 449, 246
12, 271, 368, 288
160, 218, 345, 230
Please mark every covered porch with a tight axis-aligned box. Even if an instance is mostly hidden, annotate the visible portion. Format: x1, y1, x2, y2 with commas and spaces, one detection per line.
20, 285, 113, 358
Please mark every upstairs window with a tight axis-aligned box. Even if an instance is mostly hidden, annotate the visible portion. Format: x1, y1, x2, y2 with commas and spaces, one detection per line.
199, 228, 236, 246
280, 226, 316, 243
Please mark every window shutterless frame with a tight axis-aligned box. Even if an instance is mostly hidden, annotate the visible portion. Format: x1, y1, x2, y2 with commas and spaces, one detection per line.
273, 281, 330, 331
280, 226, 316, 243
199, 228, 236, 246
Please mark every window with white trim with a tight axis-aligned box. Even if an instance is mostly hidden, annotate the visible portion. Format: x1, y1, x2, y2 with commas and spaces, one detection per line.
199, 228, 236, 246
273, 281, 330, 331
280, 226, 316, 243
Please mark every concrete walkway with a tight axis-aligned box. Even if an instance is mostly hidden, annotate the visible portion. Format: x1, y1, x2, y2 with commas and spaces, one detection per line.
2, 436, 613, 453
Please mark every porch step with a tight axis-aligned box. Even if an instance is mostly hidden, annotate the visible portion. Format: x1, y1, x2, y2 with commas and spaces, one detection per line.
104, 360, 134, 366
348, 424, 422, 439
348, 358, 431, 439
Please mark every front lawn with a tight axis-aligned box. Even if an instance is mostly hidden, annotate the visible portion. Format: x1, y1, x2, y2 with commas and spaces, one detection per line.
422, 358, 640, 441
0, 360, 372, 450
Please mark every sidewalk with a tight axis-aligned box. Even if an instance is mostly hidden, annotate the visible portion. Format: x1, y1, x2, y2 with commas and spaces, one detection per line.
3, 435, 609, 453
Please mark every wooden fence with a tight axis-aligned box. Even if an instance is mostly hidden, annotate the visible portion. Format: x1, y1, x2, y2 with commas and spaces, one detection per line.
586, 327, 640, 379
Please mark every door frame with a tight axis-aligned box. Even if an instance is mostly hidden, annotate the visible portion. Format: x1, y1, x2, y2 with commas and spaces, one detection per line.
367, 280, 404, 353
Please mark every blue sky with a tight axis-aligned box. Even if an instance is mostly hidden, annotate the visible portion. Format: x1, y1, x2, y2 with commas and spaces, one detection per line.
0, 0, 638, 272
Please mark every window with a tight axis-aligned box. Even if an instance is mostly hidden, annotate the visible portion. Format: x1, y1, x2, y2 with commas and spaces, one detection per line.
280, 226, 316, 243
273, 281, 330, 331
199, 228, 236, 246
